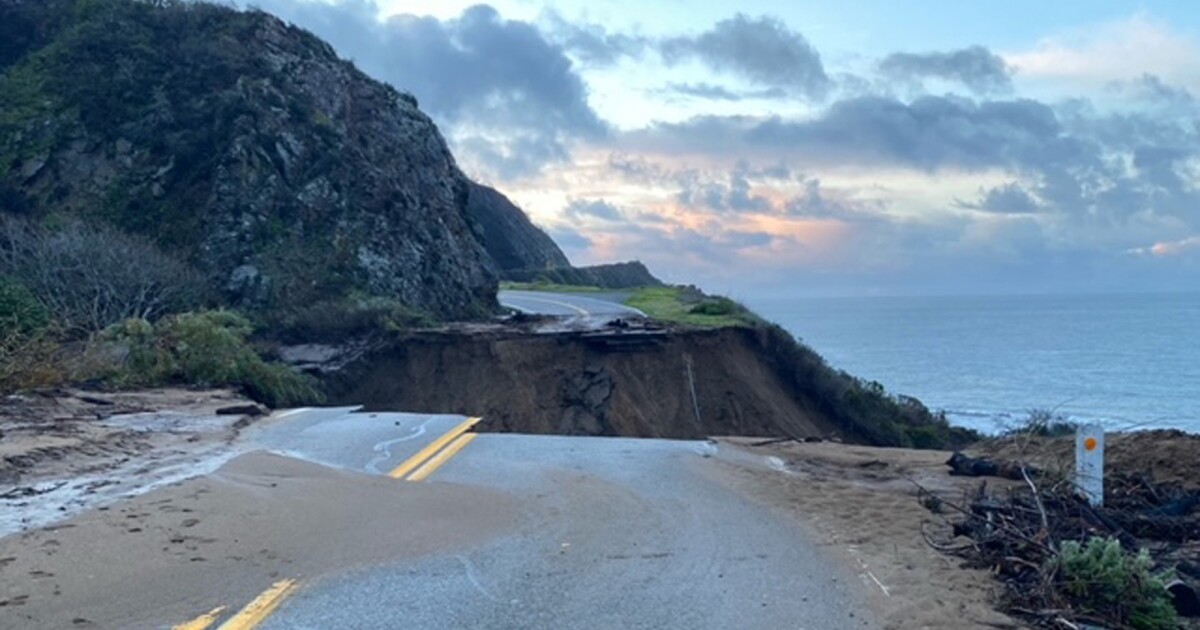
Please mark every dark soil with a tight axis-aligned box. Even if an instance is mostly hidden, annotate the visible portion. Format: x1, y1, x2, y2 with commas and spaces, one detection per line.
323, 327, 851, 441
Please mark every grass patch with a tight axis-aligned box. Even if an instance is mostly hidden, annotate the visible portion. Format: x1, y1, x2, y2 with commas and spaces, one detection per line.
499, 281, 608, 293
624, 286, 758, 328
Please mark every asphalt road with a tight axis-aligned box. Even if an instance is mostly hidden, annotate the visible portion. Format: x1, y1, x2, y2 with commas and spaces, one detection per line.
239, 408, 878, 630
498, 290, 646, 318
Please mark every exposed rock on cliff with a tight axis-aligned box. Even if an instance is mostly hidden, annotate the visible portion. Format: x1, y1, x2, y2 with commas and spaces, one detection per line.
0, 0, 497, 318
466, 182, 570, 273
505, 261, 663, 289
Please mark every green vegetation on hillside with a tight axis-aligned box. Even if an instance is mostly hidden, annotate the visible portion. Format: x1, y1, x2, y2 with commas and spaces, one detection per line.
754, 321, 976, 448
0, 216, 320, 406
80, 310, 322, 407
625, 286, 759, 328
2, 0, 502, 320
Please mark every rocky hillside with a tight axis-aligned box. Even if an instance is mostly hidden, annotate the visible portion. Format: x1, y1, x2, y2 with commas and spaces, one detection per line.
0, 0, 497, 319
505, 261, 663, 289
465, 183, 662, 289
466, 182, 570, 273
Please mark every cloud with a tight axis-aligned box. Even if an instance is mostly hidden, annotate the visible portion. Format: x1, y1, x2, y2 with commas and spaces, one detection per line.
1004, 14, 1200, 91
958, 182, 1041, 214
676, 167, 773, 213
1114, 74, 1198, 109
665, 82, 787, 102
660, 14, 831, 99
546, 226, 592, 253
628, 96, 1068, 171
785, 179, 885, 220
565, 199, 625, 221
539, 9, 648, 67
251, 1, 606, 178
879, 46, 1013, 95
1128, 236, 1200, 257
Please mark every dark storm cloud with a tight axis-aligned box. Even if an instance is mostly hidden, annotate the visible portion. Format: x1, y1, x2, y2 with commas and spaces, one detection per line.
251, 1, 606, 177
660, 14, 831, 99
879, 46, 1013, 95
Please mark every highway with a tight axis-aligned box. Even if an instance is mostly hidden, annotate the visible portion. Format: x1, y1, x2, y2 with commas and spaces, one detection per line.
498, 290, 646, 318
243, 408, 876, 629
0, 411, 884, 628
0, 407, 881, 629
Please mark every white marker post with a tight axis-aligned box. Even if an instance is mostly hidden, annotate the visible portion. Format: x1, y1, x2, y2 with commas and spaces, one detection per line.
1075, 424, 1105, 506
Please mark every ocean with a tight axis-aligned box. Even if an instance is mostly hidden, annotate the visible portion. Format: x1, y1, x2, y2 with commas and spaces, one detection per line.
747, 292, 1200, 435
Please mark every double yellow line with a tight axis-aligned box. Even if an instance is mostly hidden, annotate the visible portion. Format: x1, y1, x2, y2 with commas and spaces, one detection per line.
389, 416, 482, 481
173, 416, 483, 629
173, 579, 297, 630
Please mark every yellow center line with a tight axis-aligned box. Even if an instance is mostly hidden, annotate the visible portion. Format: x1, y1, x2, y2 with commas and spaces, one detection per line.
388, 416, 482, 479
407, 433, 478, 481
173, 606, 227, 630
216, 579, 298, 630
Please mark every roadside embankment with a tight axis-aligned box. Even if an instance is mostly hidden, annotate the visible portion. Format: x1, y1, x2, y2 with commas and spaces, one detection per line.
319, 323, 961, 446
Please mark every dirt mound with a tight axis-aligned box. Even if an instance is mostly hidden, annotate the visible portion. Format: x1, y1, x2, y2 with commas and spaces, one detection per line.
324, 327, 850, 441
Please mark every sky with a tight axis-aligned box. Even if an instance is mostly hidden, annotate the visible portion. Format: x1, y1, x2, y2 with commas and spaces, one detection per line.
245, 0, 1200, 298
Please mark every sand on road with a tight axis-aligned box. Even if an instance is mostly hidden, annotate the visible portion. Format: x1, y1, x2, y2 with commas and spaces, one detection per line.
0, 451, 519, 629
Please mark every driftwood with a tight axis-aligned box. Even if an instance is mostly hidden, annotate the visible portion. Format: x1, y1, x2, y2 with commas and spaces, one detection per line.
946, 451, 1035, 480
919, 459, 1200, 627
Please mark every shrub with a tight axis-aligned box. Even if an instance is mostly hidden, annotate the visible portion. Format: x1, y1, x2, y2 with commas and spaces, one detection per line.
1052, 537, 1177, 630
1002, 408, 1079, 438
0, 275, 50, 337
0, 216, 209, 335
754, 323, 978, 449
86, 310, 322, 407
688, 297, 740, 316
0, 330, 65, 394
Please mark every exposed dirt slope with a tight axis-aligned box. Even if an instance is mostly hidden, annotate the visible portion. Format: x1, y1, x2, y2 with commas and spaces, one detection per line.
326, 327, 850, 440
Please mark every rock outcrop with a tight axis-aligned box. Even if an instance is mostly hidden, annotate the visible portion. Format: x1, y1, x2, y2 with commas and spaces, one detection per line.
466, 182, 570, 273
0, 0, 497, 318
505, 261, 663, 289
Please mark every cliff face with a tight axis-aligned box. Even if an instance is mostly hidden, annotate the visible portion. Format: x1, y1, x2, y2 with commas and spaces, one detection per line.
466, 183, 571, 272
465, 182, 663, 289
0, 0, 497, 318
505, 261, 664, 289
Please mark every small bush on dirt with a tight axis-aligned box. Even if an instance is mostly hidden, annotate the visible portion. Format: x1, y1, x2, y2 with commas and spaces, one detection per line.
0, 330, 65, 393
1002, 408, 1079, 438
1051, 537, 1177, 630
0, 275, 50, 337
688, 297, 739, 316
85, 310, 322, 407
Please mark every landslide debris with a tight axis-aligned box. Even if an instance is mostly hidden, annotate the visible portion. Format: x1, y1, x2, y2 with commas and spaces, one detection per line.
922, 432, 1200, 629
317, 321, 968, 447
